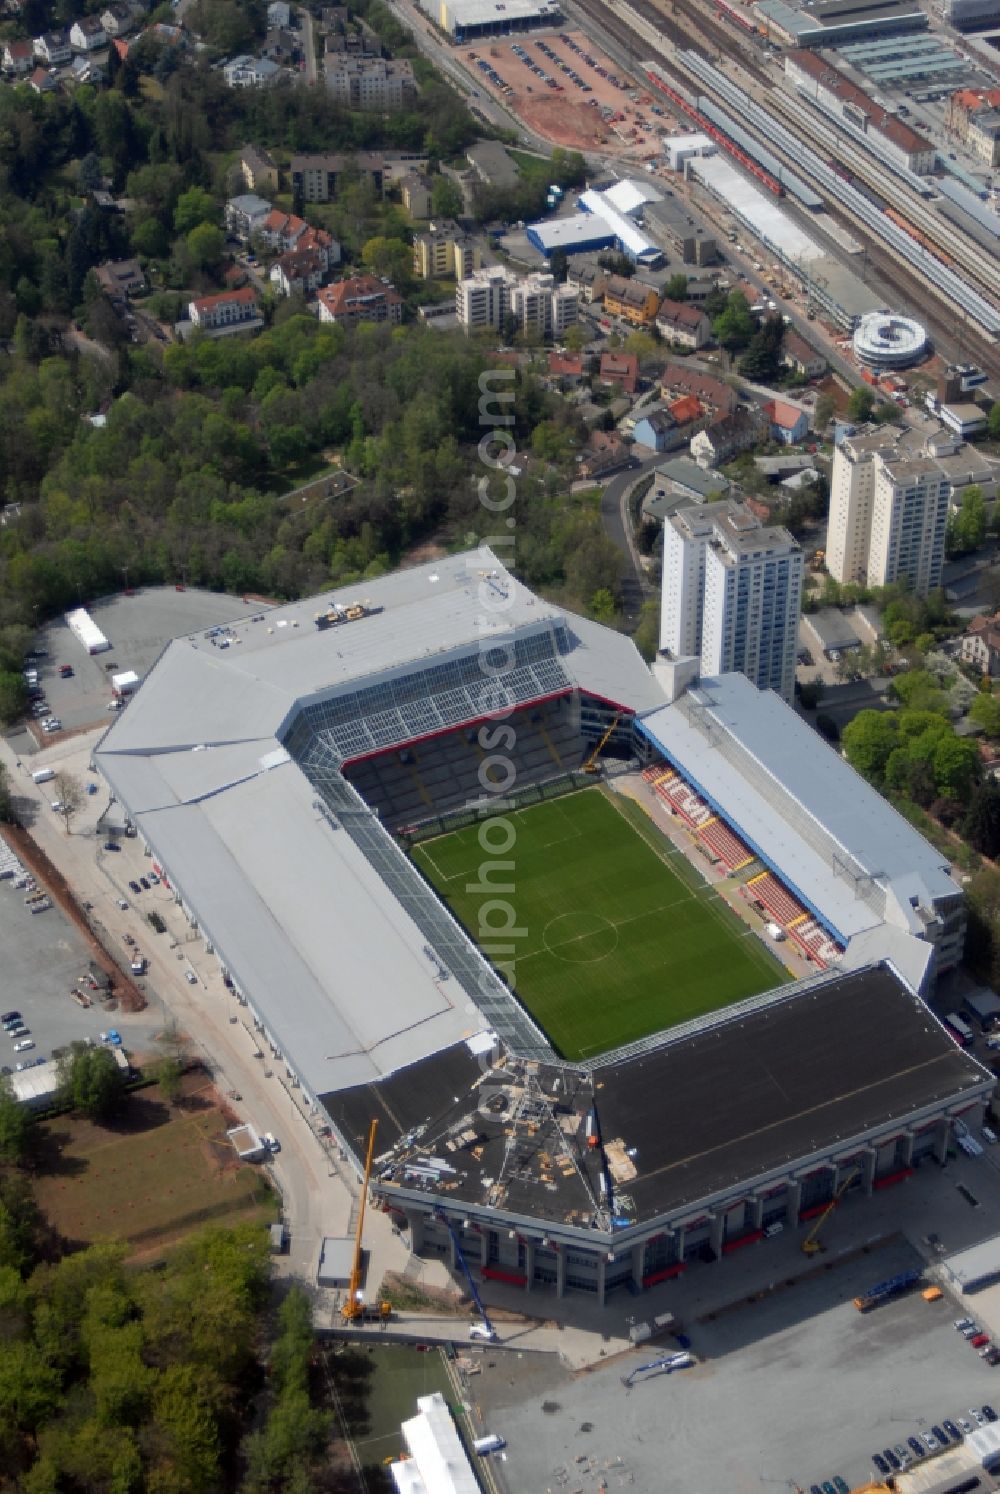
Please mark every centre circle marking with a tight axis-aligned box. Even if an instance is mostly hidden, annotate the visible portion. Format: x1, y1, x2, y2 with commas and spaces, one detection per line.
542, 911, 619, 964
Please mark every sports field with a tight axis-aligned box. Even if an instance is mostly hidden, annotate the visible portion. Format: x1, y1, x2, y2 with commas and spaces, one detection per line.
411, 787, 786, 1061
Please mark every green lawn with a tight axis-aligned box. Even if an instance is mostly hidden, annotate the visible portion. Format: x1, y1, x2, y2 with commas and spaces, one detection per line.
412, 788, 786, 1061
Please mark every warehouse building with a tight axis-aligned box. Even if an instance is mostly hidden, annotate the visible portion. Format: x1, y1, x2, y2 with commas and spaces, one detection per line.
418, 0, 562, 40
527, 179, 665, 265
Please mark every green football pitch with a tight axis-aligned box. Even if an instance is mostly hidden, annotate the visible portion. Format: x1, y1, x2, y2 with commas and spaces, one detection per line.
410, 787, 787, 1061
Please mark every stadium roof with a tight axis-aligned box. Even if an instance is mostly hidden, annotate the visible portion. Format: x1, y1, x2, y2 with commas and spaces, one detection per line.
348, 963, 988, 1231
96, 550, 664, 1099
638, 674, 960, 985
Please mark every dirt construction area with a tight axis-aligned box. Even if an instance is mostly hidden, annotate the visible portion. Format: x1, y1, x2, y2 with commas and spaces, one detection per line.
467, 29, 677, 155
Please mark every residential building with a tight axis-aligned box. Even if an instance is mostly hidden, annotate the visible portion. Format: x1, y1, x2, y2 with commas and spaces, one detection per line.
270, 245, 338, 296
578, 429, 633, 478
566, 263, 607, 303
764, 398, 810, 446
655, 298, 711, 350
786, 50, 936, 174
325, 56, 417, 110
633, 406, 700, 454
598, 352, 638, 395
948, 89, 1000, 168
648, 456, 729, 513
661, 363, 738, 415
68, 53, 103, 84
240, 145, 280, 194
783, 328, 827, 379
602, 275, 660, 327
225, 193, 273, 241
400, 172, 432, 218
100, 2, 143, 37
412, 220, 480, 280
317, 274, 403, 328
28, 65, 58, 91
959, 615, 1000, 677
291, 151, 381, 202
660, 499, 803, 701
690, 407, 766, 468
93, 259, 146, 300
267, 0, 291, 25
2, 38, 34, 72
510, 272, 578, 340
548, 351, 585, 383
827, 424, 951, 594
455, 266, 577, 339
188, 286, 261, 332
224, 55, 281, 87
255, 211, 337, 260
465, 140, 519, 189
33, 31, 71, 64
69, 15, 107, 50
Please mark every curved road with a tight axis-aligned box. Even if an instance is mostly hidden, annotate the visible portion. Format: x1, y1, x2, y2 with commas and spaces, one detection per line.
600, 453, 661, 628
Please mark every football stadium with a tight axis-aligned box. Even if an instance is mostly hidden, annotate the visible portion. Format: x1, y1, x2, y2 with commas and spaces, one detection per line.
95, 550, 990, 1306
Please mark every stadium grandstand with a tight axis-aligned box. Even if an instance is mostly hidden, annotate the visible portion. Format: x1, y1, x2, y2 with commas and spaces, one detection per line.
94, 550, 987, 1308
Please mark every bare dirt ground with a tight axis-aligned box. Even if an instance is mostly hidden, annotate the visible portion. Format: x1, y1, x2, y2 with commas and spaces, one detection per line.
470, 29, 666, 158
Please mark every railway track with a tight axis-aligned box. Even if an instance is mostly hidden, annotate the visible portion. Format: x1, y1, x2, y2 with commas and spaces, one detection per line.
568, 0, 1000, 376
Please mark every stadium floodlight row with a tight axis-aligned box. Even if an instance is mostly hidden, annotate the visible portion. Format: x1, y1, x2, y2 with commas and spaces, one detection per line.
95, 551, 989, 1306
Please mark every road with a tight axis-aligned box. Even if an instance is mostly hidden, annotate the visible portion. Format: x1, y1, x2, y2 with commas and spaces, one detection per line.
599, 454, 661, 627
301, 6, 317, 86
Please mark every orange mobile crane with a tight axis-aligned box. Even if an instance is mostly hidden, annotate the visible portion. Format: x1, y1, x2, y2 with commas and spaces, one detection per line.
341, 1120, 392, 1324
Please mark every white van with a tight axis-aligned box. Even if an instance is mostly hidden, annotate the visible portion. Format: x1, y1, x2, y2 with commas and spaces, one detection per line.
31, 768, 55, 784
473, 1434, 506, 1455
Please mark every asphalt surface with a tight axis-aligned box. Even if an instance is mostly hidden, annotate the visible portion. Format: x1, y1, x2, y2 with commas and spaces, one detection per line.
599, 455, 661, 627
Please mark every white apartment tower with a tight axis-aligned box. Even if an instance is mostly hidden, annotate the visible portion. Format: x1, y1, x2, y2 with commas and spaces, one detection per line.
660, 501, 803, 702
827, 427, 951, 595
456, 267, 578, 338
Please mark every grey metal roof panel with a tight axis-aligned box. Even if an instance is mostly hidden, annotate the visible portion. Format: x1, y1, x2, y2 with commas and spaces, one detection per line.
135, 761, 488, 1096
100, 643, 293, 754
563, 614, 667, 712
638, 673, 958, 941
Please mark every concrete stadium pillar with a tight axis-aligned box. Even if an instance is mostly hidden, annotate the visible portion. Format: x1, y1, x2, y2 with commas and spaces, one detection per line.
632, 1242, 645, 1289
555, 1248, 566, 1298
523, 1239, 534, 1293
709, 1213, 724, 1260
934, 1118, 951, 1165
406, 1211, 426, 1253
900, 1132, 915, 1168
749, 1196, 764, 1231
675, 1226, 687, 1263
597, 1256, 607, 1307
860, 1147, 877, 1196
447, 1225, 458, 1271
786, 1177, 802, 1222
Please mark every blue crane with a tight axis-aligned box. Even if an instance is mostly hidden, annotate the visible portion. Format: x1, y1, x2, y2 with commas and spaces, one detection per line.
437, 1215, 498, 1342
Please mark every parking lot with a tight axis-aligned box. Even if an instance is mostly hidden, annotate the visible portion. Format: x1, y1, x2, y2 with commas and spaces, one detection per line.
467, 29, 668, 157
0, 859, 114, 1073
22, 586, 262, 742
479, 1239, 1000, 1493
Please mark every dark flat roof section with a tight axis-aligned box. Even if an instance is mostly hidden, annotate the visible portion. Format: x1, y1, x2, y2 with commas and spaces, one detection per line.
337, 965, 988, 1232
598, 965, 985, 1220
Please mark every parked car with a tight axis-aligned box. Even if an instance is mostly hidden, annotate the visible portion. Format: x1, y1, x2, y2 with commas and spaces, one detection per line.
129, 880, 140, 894
184, 970, 197, 985
13, 1039, 34, 1053
943, 1420, 961, 1441
1, 1010, 22, 1023
883, 1448, 901, 1470
103, 841, 120, 852
972, 1334, 990, 1349
139, 876, 150, 891
908, 1437, 924, 1458
871, 1454, 889, 1475
148, 872, 160, 885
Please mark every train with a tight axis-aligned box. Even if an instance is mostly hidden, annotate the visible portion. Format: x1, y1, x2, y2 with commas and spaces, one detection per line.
884, 207, 955, 269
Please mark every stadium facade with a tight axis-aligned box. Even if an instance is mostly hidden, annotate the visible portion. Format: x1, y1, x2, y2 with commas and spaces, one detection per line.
95, 551, 988, 1307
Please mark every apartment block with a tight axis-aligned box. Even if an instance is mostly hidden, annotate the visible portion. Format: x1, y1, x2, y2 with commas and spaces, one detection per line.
325, 55, 418, 110
412, 220, 481, 280
827, 424, 954, 595
660, 500, 803, 701
455, 267, 578, 338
